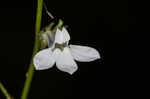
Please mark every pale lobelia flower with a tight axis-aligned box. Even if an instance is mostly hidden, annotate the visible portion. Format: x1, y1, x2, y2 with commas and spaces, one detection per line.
33, 27, 101, 74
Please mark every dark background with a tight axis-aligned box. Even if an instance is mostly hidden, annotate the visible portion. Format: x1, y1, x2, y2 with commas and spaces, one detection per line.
0, 0, 148, 99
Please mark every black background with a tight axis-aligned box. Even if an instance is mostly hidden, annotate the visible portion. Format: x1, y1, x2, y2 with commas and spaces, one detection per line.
0, 0, 148, 99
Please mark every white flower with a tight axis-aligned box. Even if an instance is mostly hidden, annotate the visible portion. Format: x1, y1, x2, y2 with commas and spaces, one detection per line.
33, 27, 100, 74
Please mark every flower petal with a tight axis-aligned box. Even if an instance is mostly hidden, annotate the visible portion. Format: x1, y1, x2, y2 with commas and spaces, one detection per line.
52, 48, 62, 61
69, 45, 100, 62
55, 28, 64, 44
55, 27, 70, 44
33, 48, 55, 70
55, 47, 78, 75
62, 27, 70, 42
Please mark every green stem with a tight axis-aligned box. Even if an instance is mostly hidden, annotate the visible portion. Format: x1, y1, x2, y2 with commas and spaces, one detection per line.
0, 82, 11, 99
21, 0, 43, 99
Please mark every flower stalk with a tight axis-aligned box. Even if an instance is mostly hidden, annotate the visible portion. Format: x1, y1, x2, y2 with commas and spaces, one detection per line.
21, 0, 43, 99
0, 81, 11, 99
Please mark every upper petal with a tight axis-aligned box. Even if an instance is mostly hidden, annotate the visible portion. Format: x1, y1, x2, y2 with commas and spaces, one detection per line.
55, 47, 78, 75
69, 45, 100, 62
33, 48, 55, 70
55, 27, 70, 44
55, 28, 64, 44
62, 27, 70, 42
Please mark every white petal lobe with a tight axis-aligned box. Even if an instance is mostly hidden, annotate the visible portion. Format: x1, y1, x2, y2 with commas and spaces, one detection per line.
55, 47, 78, 75
33, 48, 55, 70
55, 28, 64, 44
70, 45, 100, 62
62, 27, 70, 42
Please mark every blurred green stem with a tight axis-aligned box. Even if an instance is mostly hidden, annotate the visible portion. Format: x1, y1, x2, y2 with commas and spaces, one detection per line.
21, 0, 43, 99
0, 82, 11, 99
